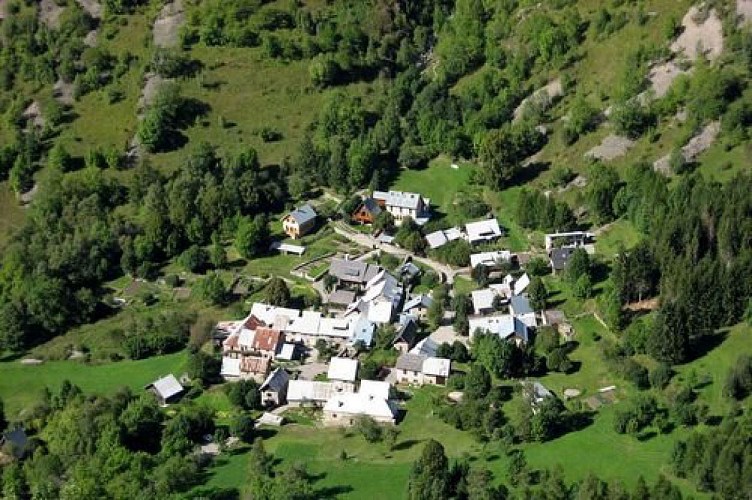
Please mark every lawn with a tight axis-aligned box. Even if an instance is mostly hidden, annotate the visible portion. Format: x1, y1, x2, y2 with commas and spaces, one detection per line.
0, 351, 188, 418
391, 156, 478, 223
595, 219, 642, 258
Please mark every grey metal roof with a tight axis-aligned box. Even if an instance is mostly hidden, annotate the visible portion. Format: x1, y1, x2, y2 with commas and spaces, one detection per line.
373, 190, 423, 210
402, 294, 433, 312
393, 318, 419, 346
329, 259, 381, 284
395, 353, 425, 372
148, 374, 184, 400
288, 204, 317, 226
360, 197, 382, 215
550, 247, 575, 270
510, 295, 533, 315
260, 367, 290, 393
328, 289, 356, 305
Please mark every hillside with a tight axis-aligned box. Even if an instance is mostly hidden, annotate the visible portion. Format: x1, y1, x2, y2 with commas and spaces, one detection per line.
0, 0, 751, 498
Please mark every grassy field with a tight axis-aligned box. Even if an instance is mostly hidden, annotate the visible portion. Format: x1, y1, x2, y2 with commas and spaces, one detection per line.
391, 156, 478, 223
152, 45, 374, 170
0, 351, 187, 418
0, 181, 25, 247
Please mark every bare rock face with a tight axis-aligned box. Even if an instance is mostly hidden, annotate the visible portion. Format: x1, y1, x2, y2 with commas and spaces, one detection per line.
671, 6, 724, 61
585, 135, 635, 161
154, 0, 186, 48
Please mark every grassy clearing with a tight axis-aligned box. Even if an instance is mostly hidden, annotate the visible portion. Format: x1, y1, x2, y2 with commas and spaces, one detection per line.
391, 156, 478, 223
56, 14, 152, 158
594, 219, 642, 258
0, 351, 187, 418
152, 46, 374, 170
0, 182, 25, 247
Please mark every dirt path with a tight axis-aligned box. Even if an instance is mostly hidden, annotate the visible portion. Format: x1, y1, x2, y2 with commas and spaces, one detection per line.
333, 224, 459, 284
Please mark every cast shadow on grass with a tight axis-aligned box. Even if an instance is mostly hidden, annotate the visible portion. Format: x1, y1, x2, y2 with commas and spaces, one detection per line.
637, 430, 657, 442
687, 330, 728, 363
392, 438, 422, 451
309, 471, 355, 499
186, 486, 239, 500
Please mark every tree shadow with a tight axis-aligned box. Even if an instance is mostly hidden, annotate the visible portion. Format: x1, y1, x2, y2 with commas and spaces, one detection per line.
511, 160, 550, 186
687, 330, 728, 363
637, 431, 657, 442
309, 470, 355, 499
185, 486, 239, 500
392, 438, 422, 451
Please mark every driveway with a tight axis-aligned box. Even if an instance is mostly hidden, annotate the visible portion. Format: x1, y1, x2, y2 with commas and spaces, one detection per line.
333, 224, 460, 284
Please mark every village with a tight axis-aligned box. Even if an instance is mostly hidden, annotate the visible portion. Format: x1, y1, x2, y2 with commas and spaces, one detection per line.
142, 189, 595, 431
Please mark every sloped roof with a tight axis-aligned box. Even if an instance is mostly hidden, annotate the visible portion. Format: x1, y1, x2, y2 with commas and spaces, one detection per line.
472, 288, 497, 313
323, 392, 398, 420
287, 311, 322, 335
349, 315, 375, 346
470, 250, 512, 268
148, 374, 184, 400
550, 247, 576, 270
277, 343, 298, 361
402, 294, 433, 312
367, 300, 394, 324
510, 295, 533, 315
373, 190, 424, 209
328, 357, 359, 382
410, 337, 439, 357
328, 289, 356, 306
422, 357, 451, 377
395, 353, 425, 372
465, 219, 502, 243
286, 204, 317, 226
240, 356, 270, 375
288, 380, 353, 402
393, 317, 419, 346
252, 327, 283, 352
514, 273, 531, 295
356, 197, 382, 216
260, 367, 290, 393
359, 380, 391, 400
329, 259, 381, 284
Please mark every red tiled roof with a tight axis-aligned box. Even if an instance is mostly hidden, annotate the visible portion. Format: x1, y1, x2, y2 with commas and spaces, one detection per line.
243, 314, 264, 330
252, 327, 284, 352
241, 356, 270, 375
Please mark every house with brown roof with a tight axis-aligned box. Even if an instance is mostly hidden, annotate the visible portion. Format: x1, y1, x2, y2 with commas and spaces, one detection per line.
221, 355, 270, 383
351, 197, 382, 225
252, 327, 285, 359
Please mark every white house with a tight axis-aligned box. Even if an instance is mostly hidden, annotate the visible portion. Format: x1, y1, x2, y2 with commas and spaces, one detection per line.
372, 190, 431, 225
510, 295, 537, 328
146, 374, 184, 406
465, 219, 503, 245
328, 357, 359, 385
471, 288, 499, 315
287, 380, 354, 406
394, 354, 451, 386
322, 380, 398, 426
544, 231, 594, 251
469, 314, 530, 344
425, 227, 463, 249
470, 250, 513, 269
282, 204, 317, 239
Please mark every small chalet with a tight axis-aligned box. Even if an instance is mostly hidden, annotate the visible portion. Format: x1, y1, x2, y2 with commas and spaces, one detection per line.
394, 353, 451, 386
146, 374, 184, 406
544, 231, 594, 251
351, 197, 382, 224
1, 427, 30, 459
392, 316, 419, 353
550, 247, 576, 275
522, 381, 554, 412
282, 204, 317, 239
402, 294, 434, 320
260, 368, 290, 407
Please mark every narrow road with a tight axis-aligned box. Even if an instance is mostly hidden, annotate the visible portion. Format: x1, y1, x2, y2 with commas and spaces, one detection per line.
333, 224, 460, 284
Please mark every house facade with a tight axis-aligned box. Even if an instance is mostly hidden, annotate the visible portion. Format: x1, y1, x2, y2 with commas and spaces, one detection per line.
351, 197, 382, 224
394, 354, 451, 386
282, 204, 317, 239
372, 190, 430, 224
260, 367, 290, 407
